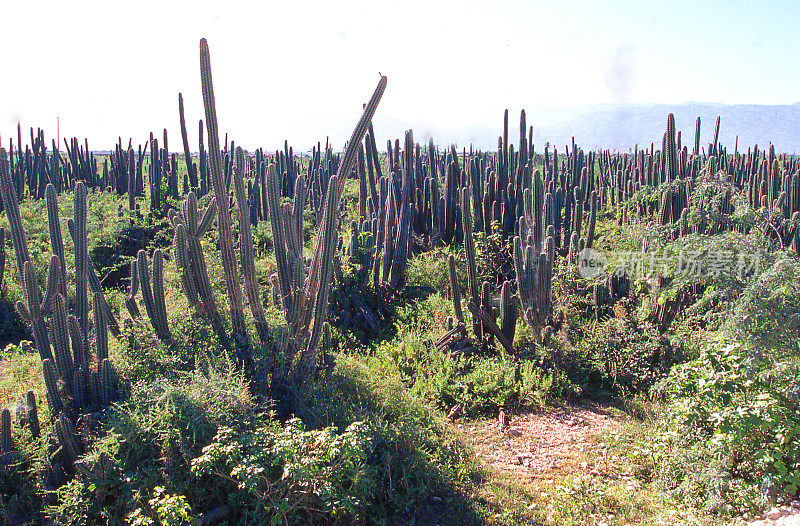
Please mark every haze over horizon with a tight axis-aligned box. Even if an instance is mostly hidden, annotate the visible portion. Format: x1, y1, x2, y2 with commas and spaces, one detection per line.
2, 0, 798, 151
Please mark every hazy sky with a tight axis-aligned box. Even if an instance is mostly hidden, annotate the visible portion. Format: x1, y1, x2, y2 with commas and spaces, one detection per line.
1, 0, 798, 150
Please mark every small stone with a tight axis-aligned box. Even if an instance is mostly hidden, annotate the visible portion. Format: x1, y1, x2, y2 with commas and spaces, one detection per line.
767, 507, 781, 520
580, 461, 588, 469
430, 496, 442, 504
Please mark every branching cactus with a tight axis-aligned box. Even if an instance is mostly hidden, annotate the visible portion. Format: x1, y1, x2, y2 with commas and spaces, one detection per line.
461, 187, 482, 340
136, 249, 173, 345
514, 233, 554, 344
170, 193, 231, 349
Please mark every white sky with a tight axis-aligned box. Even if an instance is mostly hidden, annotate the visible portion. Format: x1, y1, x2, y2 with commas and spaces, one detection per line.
1, 0, 798, 150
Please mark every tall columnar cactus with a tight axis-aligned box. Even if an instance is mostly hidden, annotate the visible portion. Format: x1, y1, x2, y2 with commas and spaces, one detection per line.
278, 76, 387, 367
266, 163, 294, 317
461, 187, 482, 339
199, 39, 249, 349
42, 358, 63, 416
50, 293, 75, 395
233, 150, 269, 344
99, 358, 114, 408
448, 254, 464, 323
93, 292, 108, 366
499, 280, 517, 345
0, 148, 32, 277
55, 413, 82, 475
125, 260, 141, 318
171, 193, 230, 348
73, 181, 89, 337
514, 233, 554, 344
585, 190, 598, 249
136, 249, 173, 344
26, 390, 39, 439
178, 93, 198, 189
87, 258, 120, 338
16, 259, 56, 362
45, 183, 68, 299
0, 408, 11, 453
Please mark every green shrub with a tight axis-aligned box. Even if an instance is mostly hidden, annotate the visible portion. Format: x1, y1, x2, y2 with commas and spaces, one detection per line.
191, 418, 372, 523
731, 256, 800, 356
637, 340, 800, 516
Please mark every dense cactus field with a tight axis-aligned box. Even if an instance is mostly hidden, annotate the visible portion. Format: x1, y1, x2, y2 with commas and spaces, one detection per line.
1, 39, 799, 525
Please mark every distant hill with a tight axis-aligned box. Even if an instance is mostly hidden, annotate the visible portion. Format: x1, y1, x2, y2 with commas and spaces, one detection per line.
368, 103, 800, 155
533, 102, 800, 154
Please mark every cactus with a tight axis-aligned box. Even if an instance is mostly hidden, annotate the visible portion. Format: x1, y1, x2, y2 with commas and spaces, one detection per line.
17, 258, 60, 362
136, 249, 173, 344
93, 292, 108, 366
461, 187, 482, 339
99, 358, 114, 408
1, 408, 11, 452
499, 280, 517, 344
72, 181, 89, 337
233, 151, 269, 344
87, 257, 120, 338
448, 254, 464, 323
42, 358, 63, 416
55, 413, 81, 475
199, 38, 250, 349
514, 234, 554, 344
178, 93, 198, 189
45, 183, 68, 298
585, 190, 598, 249
171, 194, 230, 348
25, 391, 39, 439
50, 293, 75, 395
125, 260, 141, 318
0, 148, 32, 277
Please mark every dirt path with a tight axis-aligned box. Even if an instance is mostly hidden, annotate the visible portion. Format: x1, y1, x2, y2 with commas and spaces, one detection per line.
460, 404, 629, 482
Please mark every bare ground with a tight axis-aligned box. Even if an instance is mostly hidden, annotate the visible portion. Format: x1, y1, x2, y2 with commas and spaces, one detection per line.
457, 404, 630, 483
